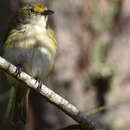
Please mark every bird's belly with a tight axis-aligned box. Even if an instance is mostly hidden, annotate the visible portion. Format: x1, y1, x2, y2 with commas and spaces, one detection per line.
3, 46, 53, 80
30, 47, 53, 79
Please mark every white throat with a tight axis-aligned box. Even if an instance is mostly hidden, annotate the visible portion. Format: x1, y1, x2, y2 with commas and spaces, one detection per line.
30, 15, 48, 32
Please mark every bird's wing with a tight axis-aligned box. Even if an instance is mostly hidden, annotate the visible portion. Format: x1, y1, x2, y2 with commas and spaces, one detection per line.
47, 28, 57, 47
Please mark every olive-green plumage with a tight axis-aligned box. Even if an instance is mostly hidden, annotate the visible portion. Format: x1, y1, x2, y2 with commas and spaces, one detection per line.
2, 2, 57, 124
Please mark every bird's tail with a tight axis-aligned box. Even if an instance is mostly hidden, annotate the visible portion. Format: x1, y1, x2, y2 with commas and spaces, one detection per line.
0, 85, 29, 129
0, 86, 16, 129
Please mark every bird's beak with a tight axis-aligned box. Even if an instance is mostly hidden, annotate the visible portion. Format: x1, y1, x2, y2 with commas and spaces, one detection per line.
41, 10, 54, 15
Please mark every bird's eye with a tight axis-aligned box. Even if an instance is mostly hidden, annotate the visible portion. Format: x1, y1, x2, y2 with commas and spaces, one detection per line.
30, 8, 35, 14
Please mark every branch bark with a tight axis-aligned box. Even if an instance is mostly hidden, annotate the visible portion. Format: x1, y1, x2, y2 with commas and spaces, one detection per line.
0, 56, 101, 130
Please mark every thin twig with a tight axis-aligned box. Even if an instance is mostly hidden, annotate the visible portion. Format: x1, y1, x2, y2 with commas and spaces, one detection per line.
86, 98, 130, 116
0, 56, 101, 130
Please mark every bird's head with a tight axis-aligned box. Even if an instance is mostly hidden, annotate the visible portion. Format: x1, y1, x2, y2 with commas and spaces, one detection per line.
18, 2, 54, 26
22, 2, 54, 17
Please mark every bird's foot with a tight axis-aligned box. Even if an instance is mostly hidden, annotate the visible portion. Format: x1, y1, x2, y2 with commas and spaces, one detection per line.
15, 64, 23, 77
35, 77, 42, 90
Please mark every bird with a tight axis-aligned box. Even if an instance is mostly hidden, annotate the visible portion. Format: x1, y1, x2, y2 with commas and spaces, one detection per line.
2, 2, 57, 128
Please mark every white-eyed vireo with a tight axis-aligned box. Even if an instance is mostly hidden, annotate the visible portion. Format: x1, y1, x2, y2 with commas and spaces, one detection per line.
2, 2, 57, 125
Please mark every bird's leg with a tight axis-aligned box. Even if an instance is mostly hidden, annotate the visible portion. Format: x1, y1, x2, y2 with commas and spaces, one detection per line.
35, 77, 43, 90
15, 64, 23, 77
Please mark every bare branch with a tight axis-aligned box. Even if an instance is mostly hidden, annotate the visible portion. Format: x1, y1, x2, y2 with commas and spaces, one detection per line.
0, 56, 101, 130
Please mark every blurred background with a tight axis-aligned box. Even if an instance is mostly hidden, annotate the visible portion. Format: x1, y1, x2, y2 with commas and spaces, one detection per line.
0, 0, 130, 130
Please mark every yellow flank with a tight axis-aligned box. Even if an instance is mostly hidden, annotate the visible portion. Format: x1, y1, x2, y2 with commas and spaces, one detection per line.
47, 28, 57, 56
4, 29, 25, 47
4, 28, 57, 57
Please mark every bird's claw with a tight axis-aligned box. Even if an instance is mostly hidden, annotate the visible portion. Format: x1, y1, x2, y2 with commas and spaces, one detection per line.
15, 64, 23, 77
35, 78, 42, 90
